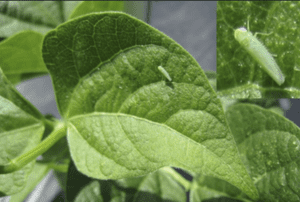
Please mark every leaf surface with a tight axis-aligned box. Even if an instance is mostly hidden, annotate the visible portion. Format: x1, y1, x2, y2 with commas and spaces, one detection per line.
0, 31, 48, 84
68, 112, 257, 199
72, 167, 186, 202
0, 1, 82, 38
0, 68, 44, 195
74, 181, 103, 202
9, 163, 50, 202
115, 168, 186, 202
217, 1, 300, 98
226, 104, 300, 201
0, 1, 60, 37
43, 12, 258, 199
0, 96, 44, 195
189, 174, 247, 202
69, 1, 124, 19
0, 68, 43, 119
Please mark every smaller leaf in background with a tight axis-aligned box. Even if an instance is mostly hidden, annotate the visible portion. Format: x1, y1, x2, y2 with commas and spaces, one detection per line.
0, 1, 63, 37
0, 68, 45, 195
190, 174, 248, 202
226, 103, 300, 202
67, 149, 186, 202
9, 163, 50, 202
0, 67, 43, 119
0, 31, 48, 84
66, 161, 94, 202
204, 71, 216, 91
69, 1, 124, 19
62, 1, 81, 20
74, 181, 103, 202
114, 168, 187, 202
0, 95, 44, 195
5, 72, 48, 85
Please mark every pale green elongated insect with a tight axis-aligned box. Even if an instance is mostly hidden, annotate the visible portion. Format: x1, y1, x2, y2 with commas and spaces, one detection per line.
158, 65, 172, 81
234, 27, 285, 86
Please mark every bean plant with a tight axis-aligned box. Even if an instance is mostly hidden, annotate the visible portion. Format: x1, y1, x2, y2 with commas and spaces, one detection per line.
0, 1, 299, 202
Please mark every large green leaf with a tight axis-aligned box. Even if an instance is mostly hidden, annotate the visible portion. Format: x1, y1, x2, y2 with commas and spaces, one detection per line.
0, 68, 45, 195
43, 12, 258, 199
69, 1, 124, 20
217, 1, 300, 98
0, 30, 48, 84
226, 103, 300, 201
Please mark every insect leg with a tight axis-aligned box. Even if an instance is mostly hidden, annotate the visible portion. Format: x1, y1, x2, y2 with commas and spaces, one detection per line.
253, 31, 273, 38
247, 16, 250, 31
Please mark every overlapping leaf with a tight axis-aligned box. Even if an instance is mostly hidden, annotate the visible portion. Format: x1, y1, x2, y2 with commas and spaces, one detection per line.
42, 12, 258, 199
113, 168, 186, 202
189, 174, 246, 202
9, 163, 50, 202
0, 68, 44, 195
72, 167, 186, 202
74, 181, 103, 202
69, 1, 124, 20
0, 1, 82, 37
0, 31, 48, 84
226, 104, 300, 201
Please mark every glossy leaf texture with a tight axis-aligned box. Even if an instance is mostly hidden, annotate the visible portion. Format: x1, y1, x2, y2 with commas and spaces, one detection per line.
0, 68, 45, 195
226, 103, 300, 202
0, 1, 80, 37
42, 12, 258, 199
0, 31, 49, 84
69, 1, 124, 20
217, 1, 300, 98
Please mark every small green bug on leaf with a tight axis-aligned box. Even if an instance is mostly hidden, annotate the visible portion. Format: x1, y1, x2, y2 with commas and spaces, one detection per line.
234, 19, 285, 86
158, 66, 172, 81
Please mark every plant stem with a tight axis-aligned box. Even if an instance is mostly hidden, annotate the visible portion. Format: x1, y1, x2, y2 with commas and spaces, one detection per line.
0, 121, 66, 174
46, 162, 69, 173
161, 167, 191, 191
43, 117, 56, 132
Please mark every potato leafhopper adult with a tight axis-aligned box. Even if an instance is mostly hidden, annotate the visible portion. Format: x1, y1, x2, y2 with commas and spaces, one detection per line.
234, 21, 285, 86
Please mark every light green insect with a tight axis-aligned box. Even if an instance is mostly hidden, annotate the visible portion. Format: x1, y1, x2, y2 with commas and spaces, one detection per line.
158, 66, 172, 81
234, 22, 285, 86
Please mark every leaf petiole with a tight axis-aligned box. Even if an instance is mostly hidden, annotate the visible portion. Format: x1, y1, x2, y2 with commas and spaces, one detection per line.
44, 161, 70, 173
161, 167, 191, 191
0, 121, 67, 174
